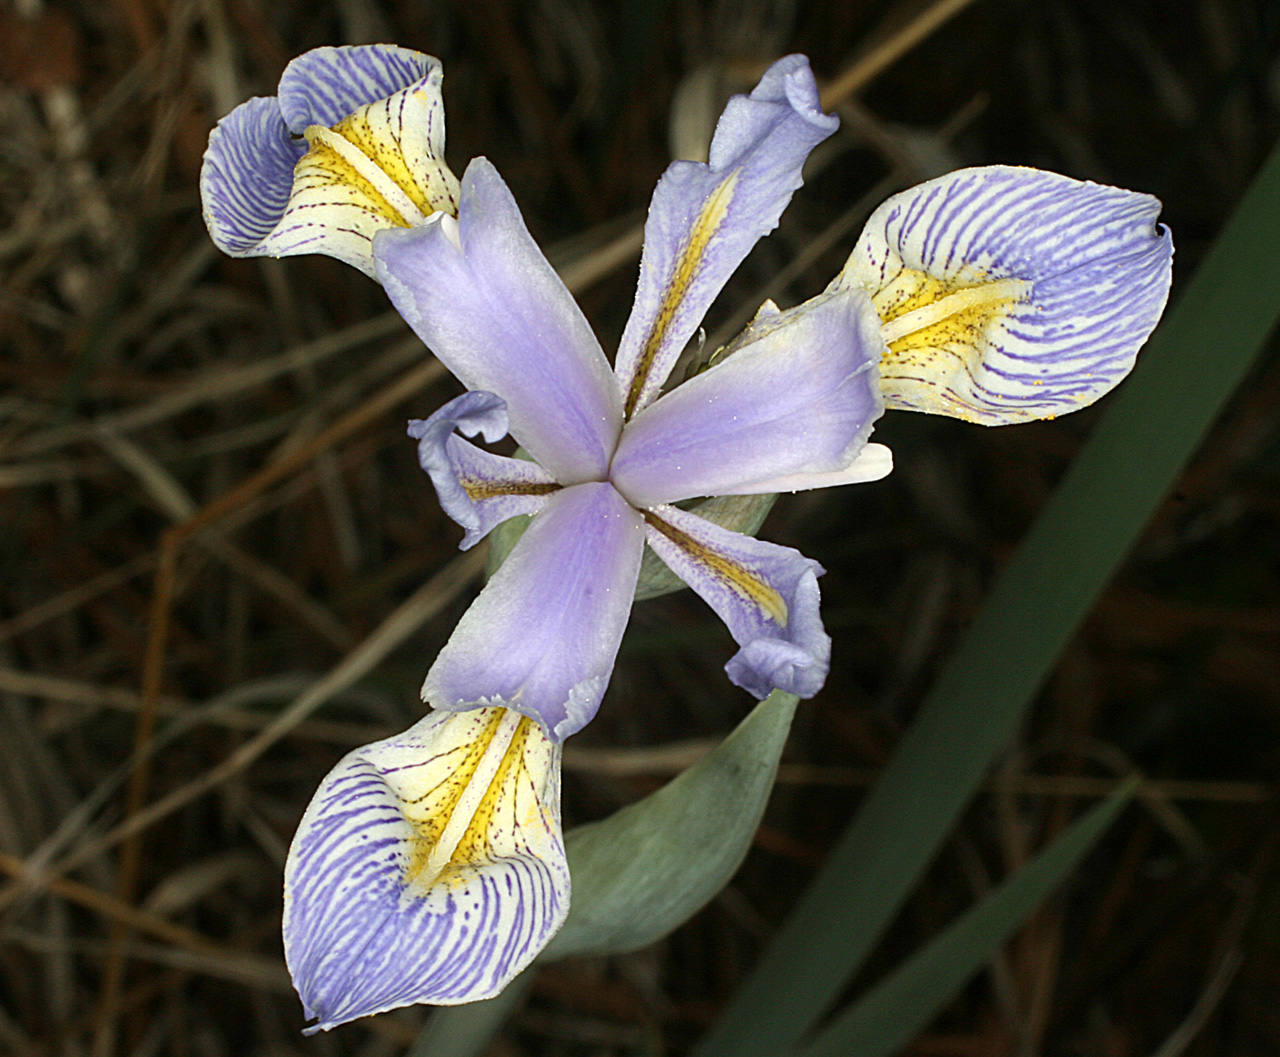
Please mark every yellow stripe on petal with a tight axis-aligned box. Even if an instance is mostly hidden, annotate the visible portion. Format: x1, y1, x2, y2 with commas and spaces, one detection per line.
625, 169, 741, 418
260, 81, 461, 278
863, 266, 1033, 422
377, 708, 560, 893
458, 477, 561, 502
645, 510, 787, 627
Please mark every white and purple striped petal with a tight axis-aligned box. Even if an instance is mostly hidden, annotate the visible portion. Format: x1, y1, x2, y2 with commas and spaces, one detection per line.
610, 287, 884, 508
409, 392, 561, 550
377, 160, 624, 483
643, 505, 830, 699
839, 165, 1173, 423
277, 45, 438, 132
200, 96, 306, 257
284, 707, 569, 1030
200, 45, 458, 278
422, 482, 644, 741
614, 54, 839, 417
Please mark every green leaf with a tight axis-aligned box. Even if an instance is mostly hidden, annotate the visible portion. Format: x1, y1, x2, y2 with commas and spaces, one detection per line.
694, 143, 1280, 1057
796, 781, 1135, 1057
545, 688, 798, 959
407, 690, 797, 1057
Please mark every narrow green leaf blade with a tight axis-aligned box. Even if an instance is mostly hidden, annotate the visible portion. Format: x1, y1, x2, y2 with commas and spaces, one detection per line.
545, 689, 798, 959
797, 782, 1135, 1057
695, 143, 1280, 1057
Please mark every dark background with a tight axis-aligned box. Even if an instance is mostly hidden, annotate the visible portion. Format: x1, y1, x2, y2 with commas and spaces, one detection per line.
2, 0, 1280, 1054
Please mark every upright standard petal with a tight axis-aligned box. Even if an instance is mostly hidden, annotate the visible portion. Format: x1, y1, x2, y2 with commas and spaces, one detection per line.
839, 165, 1173, 423
284, 707, 569, 1030
610, 288, 883, 508
643, 505, 830, 699
277, 45, 438, 132
422, 482, 644, 741
377, 160, 624, 482
200, 45, 459, 278
613, 55, 839, 417
409, 391, 561, 550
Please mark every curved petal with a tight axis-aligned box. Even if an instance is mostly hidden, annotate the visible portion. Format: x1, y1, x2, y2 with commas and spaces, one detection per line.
200, 57, 458, 278
422, 482, 644, 740
643, 505, 830, 699
377, 160, 624, 482
278, 45, 440, 132
727, 442, 893, 494
200, 96, 306, 257
610, 288, 884, 508
409, 392, 561, 549
614, 54, 839, 417
284, 707, 569, 1030
839, 165, 1174, 423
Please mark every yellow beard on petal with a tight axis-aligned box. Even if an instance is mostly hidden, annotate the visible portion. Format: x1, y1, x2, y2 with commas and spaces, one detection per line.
382, 708, 558, 893
868, 268, 1032, 421
326, 86, 459, 218
261, 80, 461, 275
644, 511, 788, 627
296, 126, 419, 229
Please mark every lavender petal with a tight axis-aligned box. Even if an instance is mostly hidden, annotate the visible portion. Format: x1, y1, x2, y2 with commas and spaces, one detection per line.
614, 55, 839, 417
376, 160, 624, 483
408, 391, 561, 550
422, 482, 644, 740
644, 505, 830, 699
610, 287, 884, 508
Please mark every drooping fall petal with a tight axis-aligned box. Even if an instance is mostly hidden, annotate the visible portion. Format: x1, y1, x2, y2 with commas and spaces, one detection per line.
284, 707, 569, 1030
839, 165, 1173, 423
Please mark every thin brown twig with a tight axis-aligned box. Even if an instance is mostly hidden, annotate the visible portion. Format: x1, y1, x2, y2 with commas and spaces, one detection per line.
87, 355, 445, 1052
819, 0, 982, 109
2, 548, 484, 910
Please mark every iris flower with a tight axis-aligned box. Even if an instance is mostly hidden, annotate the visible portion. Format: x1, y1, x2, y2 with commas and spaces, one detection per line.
202, 45, 1172, 1029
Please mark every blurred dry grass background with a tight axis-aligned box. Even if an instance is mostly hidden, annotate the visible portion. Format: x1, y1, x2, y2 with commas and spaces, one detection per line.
2, 0, 1280, 1054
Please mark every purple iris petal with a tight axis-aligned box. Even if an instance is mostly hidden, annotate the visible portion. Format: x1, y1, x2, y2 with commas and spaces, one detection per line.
643, 505, 830, 699
200, 97, 305, 257
376, 160, 624, 484
614, 54, 839, 416
844, 165, 1173, 421
278, 45, 439, 132
409, 391, 561, 550
422, 482, 645, 740
610, 287, 884, 508
284, 709, 569, 1029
